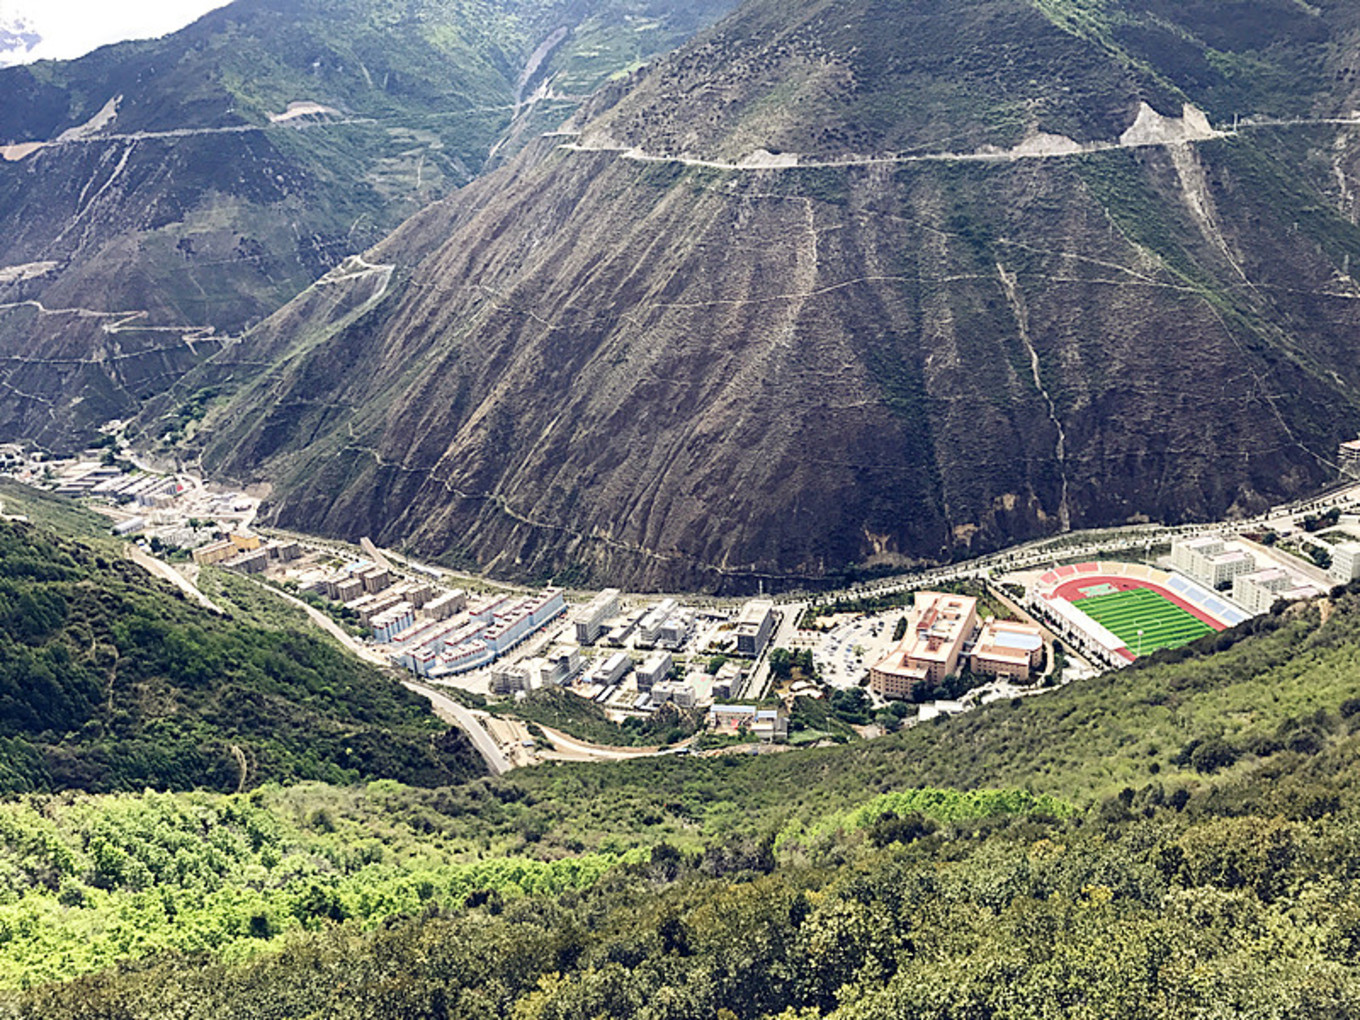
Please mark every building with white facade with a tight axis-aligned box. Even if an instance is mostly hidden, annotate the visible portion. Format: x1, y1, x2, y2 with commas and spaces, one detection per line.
1233, 568, 1325, 614
573, 588, 621, 645
734, 600, 776, 658
372, 602, 416, 643
637, 599, 680, 647
636, 651, 674, 692
1331, 541, 1360, 584
591, 651, 632, 687
1171, 535, 1256, 588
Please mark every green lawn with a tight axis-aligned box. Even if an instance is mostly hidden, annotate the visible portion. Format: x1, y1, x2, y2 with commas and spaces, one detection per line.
1072, 587, 1215, 656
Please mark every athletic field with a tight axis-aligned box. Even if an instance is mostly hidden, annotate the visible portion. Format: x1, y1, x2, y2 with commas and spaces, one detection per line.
1071, 587, 1214, 656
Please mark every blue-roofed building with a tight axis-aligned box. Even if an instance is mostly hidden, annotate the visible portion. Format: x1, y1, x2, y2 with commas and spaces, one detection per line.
970, 618, 1046, 683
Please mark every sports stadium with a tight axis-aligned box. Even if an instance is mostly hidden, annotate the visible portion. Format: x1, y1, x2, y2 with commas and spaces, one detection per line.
1031, 561, 1252, 665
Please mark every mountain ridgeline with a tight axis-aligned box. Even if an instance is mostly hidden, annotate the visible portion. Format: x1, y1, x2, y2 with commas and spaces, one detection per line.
166, 0, 1360, 591
0, 0, 740, 450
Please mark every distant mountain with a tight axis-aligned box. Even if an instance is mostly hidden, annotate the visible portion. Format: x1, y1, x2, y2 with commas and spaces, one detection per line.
0, 0, 739, 451
182, 0, 1360, 591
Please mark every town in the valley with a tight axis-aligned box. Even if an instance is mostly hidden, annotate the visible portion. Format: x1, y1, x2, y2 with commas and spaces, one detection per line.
5, 431, 1360, 767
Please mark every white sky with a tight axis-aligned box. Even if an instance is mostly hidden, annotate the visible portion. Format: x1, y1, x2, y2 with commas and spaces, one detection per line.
1, 0, 234, 64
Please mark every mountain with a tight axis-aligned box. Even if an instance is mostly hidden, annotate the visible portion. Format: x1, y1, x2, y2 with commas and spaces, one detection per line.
0, 482, 483, 792
0, 0, 740, 451
175, 0, 1360, 592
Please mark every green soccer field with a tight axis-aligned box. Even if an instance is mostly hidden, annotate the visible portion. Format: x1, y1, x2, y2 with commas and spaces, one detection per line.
1071, 587, 1215, 656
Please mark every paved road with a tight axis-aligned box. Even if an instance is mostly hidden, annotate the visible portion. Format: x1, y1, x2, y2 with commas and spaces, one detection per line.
404, 681, 510, 777
125, 545, 225, 614
257, 581, 392, 667
536, 723, 672, 761
240, 578, 511, 776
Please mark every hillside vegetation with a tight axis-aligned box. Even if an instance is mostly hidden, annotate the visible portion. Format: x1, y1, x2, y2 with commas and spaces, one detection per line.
0, 509, 482, 794
0, 0, 739, 450
3, 577, 1360, 1009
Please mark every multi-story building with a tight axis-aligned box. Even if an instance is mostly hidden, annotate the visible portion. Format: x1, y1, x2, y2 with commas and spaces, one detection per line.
1233, 567, 1324, 614
637, 599, 680, 647
605, 611, 643, 647
360, 567, 391, 595
591, 652, 632, 687
192, 539, 237, 566
870, 592, 979, 700
1172, 535, 1256, 589
734, 600, 776, 658
332, 576, 364, 603
1339, 436, 1360, 480
658, 613, 692, 650
372, 602, 416, 643
348, 592, 405, 627
224, 549, 269, 575
490, 663, 532, 696
422, 589, 467, 621
542, 646, 583, 685
636, 651, 673, 692
1331, 542, 1360, 584
969, 619, 1045, 683
650, 681, 696, 709
573, 588, 621, 645
266, 541, 302, 562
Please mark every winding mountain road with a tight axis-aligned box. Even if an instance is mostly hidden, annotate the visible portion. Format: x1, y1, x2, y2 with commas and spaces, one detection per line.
403, 681, 510, 776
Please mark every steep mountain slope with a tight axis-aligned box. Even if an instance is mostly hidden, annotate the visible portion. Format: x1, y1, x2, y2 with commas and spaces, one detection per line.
185, 0, 1360, 591
0, 0, 739, 450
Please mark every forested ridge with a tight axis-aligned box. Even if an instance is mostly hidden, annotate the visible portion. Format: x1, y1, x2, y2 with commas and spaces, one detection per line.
0, 517, 483, 793
0, 535, 1360, 1011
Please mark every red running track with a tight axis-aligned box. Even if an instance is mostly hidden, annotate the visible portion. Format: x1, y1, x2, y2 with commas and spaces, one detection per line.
1049, 575, 1228, 632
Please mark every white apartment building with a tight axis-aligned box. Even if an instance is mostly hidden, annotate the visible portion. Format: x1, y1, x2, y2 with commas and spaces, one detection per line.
1331, 541, 1360, 584
1171, 535, 1255, 588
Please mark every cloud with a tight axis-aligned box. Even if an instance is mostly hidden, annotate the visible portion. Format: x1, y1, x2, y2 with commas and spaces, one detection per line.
0, 0, 233, 63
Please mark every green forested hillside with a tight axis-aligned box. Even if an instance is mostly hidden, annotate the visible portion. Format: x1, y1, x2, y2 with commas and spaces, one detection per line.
0, 515, 482, 793
3, 584, 1360, 1011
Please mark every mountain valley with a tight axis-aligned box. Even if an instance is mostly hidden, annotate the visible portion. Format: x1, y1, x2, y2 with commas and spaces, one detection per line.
9, 2, 1360, 1015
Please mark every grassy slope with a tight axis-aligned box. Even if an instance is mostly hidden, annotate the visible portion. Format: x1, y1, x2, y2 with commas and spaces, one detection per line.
0, 576, 1358, 999
0, 488, 483, 794
7, 595, 1360, 1011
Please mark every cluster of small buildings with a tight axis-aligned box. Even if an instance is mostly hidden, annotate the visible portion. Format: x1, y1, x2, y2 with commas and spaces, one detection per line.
490, 646, 583, 695
868, 591, 1045, 700
192, 532, 301, 574
1171, 535, 1256, 589
567, 649, 700, 711
708, 703, 789, 741
385, 588, 566, 677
